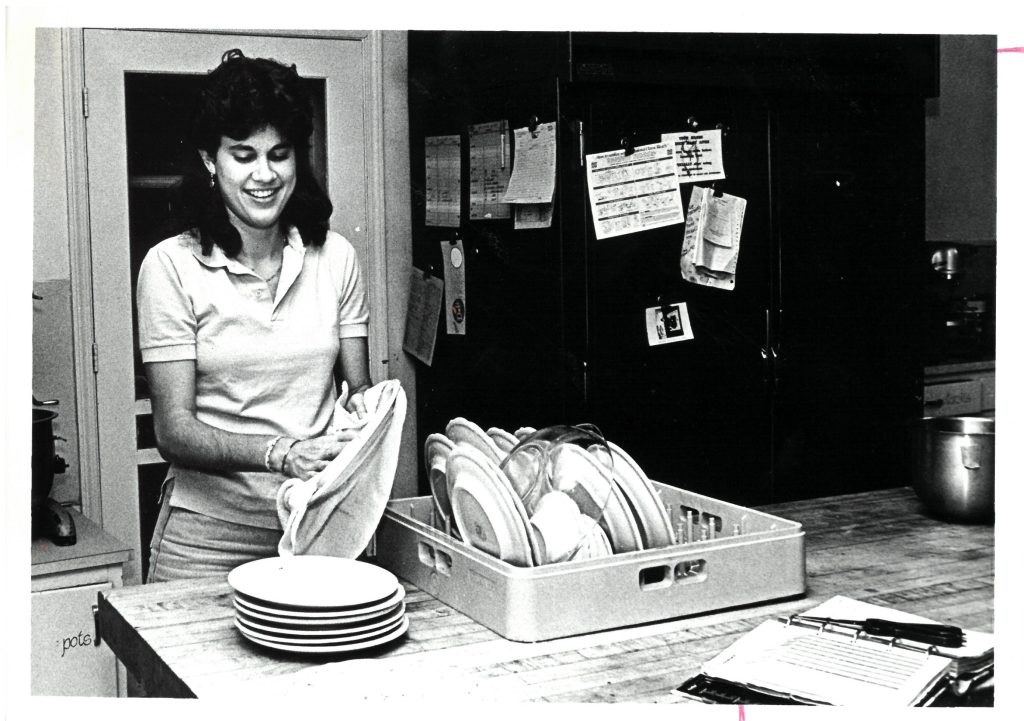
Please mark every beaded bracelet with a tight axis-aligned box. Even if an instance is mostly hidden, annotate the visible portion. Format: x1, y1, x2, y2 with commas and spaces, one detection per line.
264, 435, 283, 472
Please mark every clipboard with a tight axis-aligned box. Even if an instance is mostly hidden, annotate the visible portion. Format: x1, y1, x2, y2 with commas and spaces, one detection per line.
682, 595, 994, 707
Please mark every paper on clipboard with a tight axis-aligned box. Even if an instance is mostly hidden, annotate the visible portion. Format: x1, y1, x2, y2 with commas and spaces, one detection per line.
698, 595, 994, 707
586, 142, 685, 240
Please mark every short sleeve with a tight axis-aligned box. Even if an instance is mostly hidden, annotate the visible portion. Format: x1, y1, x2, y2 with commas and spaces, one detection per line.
136, 241, 198, 362
326, 233, 370, 338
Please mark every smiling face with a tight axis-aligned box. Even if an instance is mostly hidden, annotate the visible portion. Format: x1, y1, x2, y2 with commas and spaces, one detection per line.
200, 125, 297, 235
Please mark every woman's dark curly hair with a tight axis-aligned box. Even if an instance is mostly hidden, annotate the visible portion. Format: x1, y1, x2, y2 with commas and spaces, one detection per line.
176, 49, 332, 257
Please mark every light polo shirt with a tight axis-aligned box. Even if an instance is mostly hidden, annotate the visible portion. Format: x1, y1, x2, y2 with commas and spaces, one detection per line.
136, 228, 369, 529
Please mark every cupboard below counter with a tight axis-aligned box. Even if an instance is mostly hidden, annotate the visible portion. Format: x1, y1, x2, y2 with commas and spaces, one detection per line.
31, 508, 133, 697
93, 487, 992, 702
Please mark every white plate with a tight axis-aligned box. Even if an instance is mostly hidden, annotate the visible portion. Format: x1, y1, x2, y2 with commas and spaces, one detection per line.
233, 585, 405, 620
486, 427, 520, 455
599, 442, 676, 548
424, 433, 456, 521
235, 615, 409, 655
233, 600, 405, 634
445, 417, 505, 465
449, 446, 535, 567
228, 556, 400, 610
549, 444, 643, 554
235, 607, 405, 641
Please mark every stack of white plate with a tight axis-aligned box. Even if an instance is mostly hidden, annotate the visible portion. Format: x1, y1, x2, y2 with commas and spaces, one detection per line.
227, 556, 408, 655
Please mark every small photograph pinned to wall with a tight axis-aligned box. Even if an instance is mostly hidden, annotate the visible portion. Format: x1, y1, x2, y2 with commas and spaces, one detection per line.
646, 302, 694, 346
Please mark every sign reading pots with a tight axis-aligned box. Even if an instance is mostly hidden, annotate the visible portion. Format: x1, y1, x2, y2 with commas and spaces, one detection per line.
912, 416, 994, 523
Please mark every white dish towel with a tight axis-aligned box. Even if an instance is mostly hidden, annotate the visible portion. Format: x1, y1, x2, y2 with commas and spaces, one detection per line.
276, 379, 407, 558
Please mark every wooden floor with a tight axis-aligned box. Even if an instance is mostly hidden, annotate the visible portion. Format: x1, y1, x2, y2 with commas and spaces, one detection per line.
95, 487, 994, 702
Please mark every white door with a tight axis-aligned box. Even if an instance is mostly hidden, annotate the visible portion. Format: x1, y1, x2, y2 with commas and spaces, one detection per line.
83, 29, 388, 582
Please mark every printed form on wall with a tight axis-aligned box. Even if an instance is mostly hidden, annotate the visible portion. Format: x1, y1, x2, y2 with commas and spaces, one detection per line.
502, 121, 556, 204
680, 186, 747, 291
403, 268, 445, 366
586, 142, 685, 240
425, 135, 462, 227
468, 121, 512, 220
661, 129, 726, 184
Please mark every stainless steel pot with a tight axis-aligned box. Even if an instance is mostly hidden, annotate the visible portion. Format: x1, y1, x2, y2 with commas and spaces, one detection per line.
912, 416, 994, 523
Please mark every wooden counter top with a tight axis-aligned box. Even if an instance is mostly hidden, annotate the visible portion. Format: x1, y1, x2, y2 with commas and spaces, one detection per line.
95, 487, 994, 702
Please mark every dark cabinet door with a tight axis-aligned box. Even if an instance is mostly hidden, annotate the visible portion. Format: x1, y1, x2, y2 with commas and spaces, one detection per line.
562, 85, 775, 505
770, 95, 927, 501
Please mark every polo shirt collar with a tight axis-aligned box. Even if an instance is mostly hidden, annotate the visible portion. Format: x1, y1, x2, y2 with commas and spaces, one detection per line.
188, 227, 306, 277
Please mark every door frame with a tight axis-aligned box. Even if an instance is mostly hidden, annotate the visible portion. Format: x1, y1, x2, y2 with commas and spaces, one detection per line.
64, 28, 391, 583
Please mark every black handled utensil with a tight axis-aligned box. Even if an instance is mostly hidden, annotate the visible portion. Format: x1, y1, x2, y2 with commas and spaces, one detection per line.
792, 615, 966, 647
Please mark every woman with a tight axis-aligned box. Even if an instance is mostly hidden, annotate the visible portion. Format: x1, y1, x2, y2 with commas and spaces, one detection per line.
136, 49, 372, 582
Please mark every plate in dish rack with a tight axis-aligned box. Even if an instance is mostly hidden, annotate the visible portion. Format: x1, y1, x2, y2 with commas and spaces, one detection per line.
449, 446, 535, 566
445, 417, 506, 465
424, 433, 456, 521
598, 442, 676, 549
486, 427, 520, 455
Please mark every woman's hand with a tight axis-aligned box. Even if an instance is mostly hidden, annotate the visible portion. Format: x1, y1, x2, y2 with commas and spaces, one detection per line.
345, 388, 368, 420
282, 429, 358, 480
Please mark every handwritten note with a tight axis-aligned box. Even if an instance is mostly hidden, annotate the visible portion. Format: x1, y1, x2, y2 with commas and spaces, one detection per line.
661, 129, 726, 183
403, 268, 445, 366
469, 121, 511, 220
425, 135, 461, 227
680, 186, 747, 291
502, 121, 556, 204
586, 142, 685, 240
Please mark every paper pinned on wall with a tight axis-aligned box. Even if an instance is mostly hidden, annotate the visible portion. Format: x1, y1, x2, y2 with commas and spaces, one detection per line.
514, 203, 554, 230
586, 142, 685, 240
502, 121, 556, 204
442, 240, 467, 335
680, 186, 747, 291
645, 302, 694, 346
402, 268, 445, 366
661, 129, 726, 184
425, 135, 462, 227
469, 120, 512, 220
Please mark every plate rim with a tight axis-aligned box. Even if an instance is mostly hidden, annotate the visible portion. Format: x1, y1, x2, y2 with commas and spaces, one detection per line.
234, 606, 405, 640
604, 441, 676, 548
445, 417, 506, 465
228, 553, 403, 610
234, 615, 409, 654
233, 599, 405, 632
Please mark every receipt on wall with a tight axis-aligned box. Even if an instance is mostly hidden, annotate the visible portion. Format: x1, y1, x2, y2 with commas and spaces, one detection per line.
586, 143, 685, 240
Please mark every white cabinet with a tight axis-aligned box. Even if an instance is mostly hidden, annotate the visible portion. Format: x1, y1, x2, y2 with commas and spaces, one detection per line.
31, 509, 132, 697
